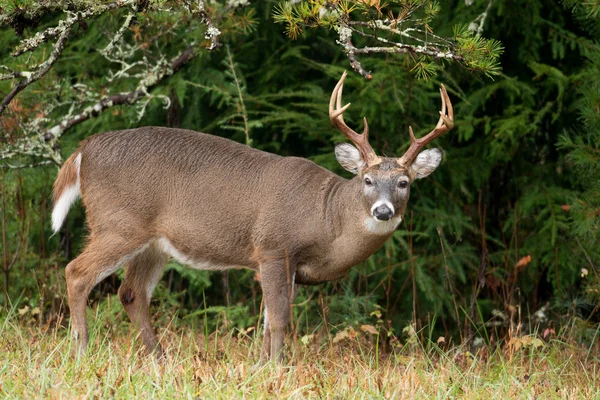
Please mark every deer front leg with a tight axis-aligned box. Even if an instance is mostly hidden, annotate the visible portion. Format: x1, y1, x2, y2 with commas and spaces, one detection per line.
260, 307, 272, 361
259, 259, 295, 363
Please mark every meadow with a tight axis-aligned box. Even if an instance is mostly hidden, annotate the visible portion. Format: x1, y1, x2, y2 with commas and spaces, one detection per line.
1, 297, 598, 399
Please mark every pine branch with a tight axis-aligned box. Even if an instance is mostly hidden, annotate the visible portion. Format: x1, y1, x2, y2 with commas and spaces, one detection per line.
274, 0, 500, 78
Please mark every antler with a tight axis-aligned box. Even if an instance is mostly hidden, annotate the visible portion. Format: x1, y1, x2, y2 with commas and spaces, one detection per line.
397, 84, 454, 167
329, 71, 380, 166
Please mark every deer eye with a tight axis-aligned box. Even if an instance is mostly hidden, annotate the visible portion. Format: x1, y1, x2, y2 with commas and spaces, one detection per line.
364, 177, 372, 186
398, 180, 409, 189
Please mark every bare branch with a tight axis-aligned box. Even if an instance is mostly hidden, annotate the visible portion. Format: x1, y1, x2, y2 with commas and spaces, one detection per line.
352, 45, 463, 61
0, 66, 27, 81
43, 45, 197, 142
0, 22, 74, 116
11, 1, 136, 57
346, 39, 372, 80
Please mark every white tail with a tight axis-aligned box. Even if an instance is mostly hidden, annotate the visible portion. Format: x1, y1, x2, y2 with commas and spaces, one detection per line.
51, 153, 81, 233
53, 73, 454, 362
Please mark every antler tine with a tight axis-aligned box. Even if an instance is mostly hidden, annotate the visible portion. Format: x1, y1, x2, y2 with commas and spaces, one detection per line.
397, 84, 454, 167
329, 71, 379, 166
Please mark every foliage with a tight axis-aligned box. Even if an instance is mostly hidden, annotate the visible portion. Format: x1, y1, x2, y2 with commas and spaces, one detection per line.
557, 0, 600, 307
0, 0, 599, 351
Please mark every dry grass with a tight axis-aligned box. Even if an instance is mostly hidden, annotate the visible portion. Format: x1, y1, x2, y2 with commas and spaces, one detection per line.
1, 298, 599, 399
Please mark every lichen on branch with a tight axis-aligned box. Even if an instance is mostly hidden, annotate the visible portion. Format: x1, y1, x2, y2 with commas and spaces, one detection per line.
0, 0, 254, 168
273, 0, 503, 79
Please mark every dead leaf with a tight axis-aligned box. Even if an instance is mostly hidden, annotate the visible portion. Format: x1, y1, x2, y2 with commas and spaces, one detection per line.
515, 255, 532, 269
360, 324, 378, 335
543, 328, 555, 338
508, 335, 545, 351
333, 329, 349, 344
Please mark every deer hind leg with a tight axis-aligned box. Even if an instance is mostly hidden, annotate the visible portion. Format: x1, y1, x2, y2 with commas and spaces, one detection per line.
65, 234, 149, 355
118, 243, 168, 357
259, 259, 296, 363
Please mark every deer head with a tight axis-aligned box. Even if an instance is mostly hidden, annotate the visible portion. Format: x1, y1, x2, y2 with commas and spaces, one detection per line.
330, 71, 454, 223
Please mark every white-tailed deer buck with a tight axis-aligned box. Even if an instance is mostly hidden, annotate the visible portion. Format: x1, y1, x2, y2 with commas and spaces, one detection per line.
52, 71, 453, 362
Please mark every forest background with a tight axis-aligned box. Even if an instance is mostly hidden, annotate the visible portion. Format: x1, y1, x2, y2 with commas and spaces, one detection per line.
0, 0, 599, 372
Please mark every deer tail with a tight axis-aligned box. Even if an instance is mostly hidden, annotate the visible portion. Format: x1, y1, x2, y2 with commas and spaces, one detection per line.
51, 152, 82, 233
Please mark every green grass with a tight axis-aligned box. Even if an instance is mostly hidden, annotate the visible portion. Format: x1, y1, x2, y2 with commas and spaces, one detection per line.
1, 299, 599, 399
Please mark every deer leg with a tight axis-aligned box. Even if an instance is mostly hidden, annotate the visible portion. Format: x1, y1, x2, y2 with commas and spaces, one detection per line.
65, 235, 148, 355
118, 243, 168, 357
260, 307, 272, 361
260, 259, 295, 363
260, 275, 299, 362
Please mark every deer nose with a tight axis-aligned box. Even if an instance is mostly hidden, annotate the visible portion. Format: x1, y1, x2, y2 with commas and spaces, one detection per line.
373, 204, 394, 221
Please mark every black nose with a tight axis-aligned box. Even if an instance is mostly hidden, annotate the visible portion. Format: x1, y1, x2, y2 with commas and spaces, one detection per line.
373, 205, 393, 221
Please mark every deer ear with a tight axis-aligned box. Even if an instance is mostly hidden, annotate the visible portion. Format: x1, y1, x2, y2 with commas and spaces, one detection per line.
335, 143, 365, 174
410, 148, 442, 179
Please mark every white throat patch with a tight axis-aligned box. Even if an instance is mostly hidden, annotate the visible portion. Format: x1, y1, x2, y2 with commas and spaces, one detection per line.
363, 215, 402, 235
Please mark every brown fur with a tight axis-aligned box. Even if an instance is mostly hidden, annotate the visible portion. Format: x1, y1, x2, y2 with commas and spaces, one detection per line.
53, 151, 80, 204
54, 127, 433, 362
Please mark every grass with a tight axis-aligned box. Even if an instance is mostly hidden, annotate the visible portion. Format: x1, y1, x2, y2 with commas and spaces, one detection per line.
1, 298, 599, 399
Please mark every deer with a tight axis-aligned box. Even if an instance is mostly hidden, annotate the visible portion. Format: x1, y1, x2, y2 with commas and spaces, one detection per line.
51, 71, 453, 362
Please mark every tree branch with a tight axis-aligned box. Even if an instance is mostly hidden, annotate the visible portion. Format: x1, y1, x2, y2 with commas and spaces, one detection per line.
43, 45, 197, 142
0, 1, 140, 116
352, 45, 463, 61
346, 39, 372, 80
11, 1, 135, 57
0, 22, 74, 115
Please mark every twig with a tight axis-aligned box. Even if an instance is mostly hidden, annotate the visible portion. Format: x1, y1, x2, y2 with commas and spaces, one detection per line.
468, 0, 494, 37
437, 227, 461, 331
575, 237, 596, 274
100, 9, 137, 56
0, 66, 28, 81
197, 0, 221, 50
225, 46, 250, 144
